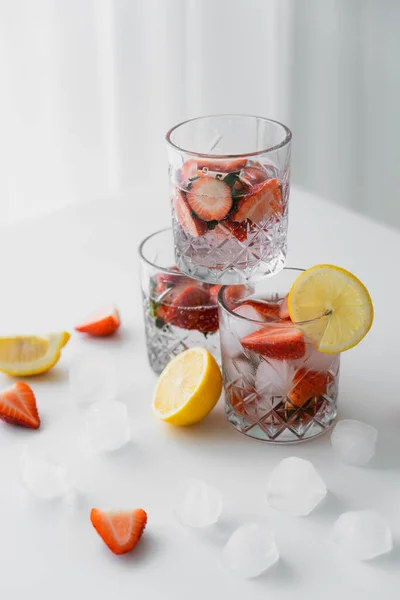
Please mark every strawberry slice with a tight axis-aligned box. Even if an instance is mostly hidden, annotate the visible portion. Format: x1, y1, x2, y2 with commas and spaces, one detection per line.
187, 177, 232, 221
220, 219, 250, 242
0, 382, 40, 429
172, 187, 207, 237
197, 158, 247, 173
209, 285, 222, 305
241, 326, 306, 360
233, 178, 283, 223
181, 159, 199, 181
279, 295, 291, 320
239, 163, 270, 185
241, 299, 281, 320
75, 305, 120, 337
287, 369, 334, 408
159, 284, 218, 333
90, 508, 147, 555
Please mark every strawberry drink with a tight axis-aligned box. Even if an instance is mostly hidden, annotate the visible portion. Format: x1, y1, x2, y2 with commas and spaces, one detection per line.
139, 229, 220, 374
219, 269, 340, 443
166, 115, 291, 284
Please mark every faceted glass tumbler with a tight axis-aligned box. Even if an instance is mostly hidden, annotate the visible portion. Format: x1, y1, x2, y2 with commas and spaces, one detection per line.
166, 114, 291, 285
139, 228, 220, 374
218, 269, 340, 443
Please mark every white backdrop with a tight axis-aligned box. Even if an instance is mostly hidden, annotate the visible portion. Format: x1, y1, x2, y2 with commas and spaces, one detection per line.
0, 0, 399, 229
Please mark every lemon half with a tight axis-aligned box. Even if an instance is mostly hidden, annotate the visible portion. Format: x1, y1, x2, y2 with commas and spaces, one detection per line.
152, 347, 222, 426
0, 332, 70, 376
288, 265, 373, 354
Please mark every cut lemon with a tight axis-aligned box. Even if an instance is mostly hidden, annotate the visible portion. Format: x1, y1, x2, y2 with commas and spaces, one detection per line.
152, 347, 222, 426
288, 265, 373, 354
0, 332, 70, 376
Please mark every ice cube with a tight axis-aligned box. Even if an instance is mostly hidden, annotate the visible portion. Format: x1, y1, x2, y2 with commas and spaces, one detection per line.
86, 400, 130, 453
331, 420, 377, 466
266, 457, 327, 516
233, 304, 263, 339
255, 358, 296, 396
296, 344, 339, 373
175, 478, 223, 528
69, 350, 117, 404
219, 323, 244, 359
21, 441, 75, 499
331, 510, 392, 560
222, 523, 279, 579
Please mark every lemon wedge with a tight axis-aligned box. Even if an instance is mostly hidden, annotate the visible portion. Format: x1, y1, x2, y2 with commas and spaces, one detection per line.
0, 332, 70, 376
152, 347, 222, 426
288, 265, 373, 354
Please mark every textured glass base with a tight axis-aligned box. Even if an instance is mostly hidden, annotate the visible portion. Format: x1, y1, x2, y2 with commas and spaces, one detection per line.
144, 309, 220, 374
173, 216, 288, 285
224, 389, 338, 444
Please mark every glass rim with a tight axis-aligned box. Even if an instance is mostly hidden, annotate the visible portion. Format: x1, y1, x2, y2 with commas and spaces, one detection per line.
218, 267, 329, 327
165, 114, 292, 158
138, 227, 180, 274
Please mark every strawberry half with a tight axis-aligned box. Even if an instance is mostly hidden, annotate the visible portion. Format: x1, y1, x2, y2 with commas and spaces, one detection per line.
279, 295, 290, 320
233, 178, 283, 223
197, 158, 247, 173
90, 508, 147, 555
172, 187, 207, 237
239, 163, 270, 186
209, 285, 222, 305
75, 305, 120, 337
159, 283, 218, 333
241, 299, 281, 320
287, 369, 334, 408
0, 382, 40, 429
187, 177, 232, 221
241, 326, 306, 360
155, 266, 188, 294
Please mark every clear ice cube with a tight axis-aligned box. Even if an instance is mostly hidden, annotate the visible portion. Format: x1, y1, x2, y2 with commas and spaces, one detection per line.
266, 457, 327, 516
222, 523, 279, 578
233, 305, 263, 339
21, 441, 75, 499
331, 510, 392, 560
69, 350, 117, 404
255, 358, 296, 397
331, 420, 378, 466
295, 343, 339, 373
175, 478, 223, 528
86, 400, 130, 453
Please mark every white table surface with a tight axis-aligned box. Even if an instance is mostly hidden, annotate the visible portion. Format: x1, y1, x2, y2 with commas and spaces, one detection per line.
0, 187, 398, 599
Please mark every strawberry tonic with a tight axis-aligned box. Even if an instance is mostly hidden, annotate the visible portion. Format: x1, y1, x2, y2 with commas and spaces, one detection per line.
219, 269, 340, 443
139, 229, 220, 374
166, 115, 291, 284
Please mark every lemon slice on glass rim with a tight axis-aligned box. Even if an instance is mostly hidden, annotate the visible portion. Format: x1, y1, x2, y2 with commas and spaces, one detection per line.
288, 265, 373, 354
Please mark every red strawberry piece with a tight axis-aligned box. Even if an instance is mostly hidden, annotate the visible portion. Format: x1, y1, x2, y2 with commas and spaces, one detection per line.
240, 326, 306, 360
155, 266, 188, 294
90, 508, 147, 555
233, 178, 283, 223
172, 187, 207, 238
220, 219, 250, 242
209, 285, 222, 305
0, 382, 40, 429
181, 159, 199, 181
241, 299, 281, 320
223, 285, 252, 307
160, 283, 218, 333
239, 163, 270, 185
197, 158, 247, 173
287, 369, 334, 408
75, 305, 120, 337
279, 295, 291, 320
187, 177, 232, 222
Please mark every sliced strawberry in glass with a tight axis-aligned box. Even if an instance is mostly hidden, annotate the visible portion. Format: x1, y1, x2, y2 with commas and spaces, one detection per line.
287, 369, 334, 408
232, 178, 283, 224
187, 176, 232, 222
172, 187, 208, 237
240, 325, 306, 361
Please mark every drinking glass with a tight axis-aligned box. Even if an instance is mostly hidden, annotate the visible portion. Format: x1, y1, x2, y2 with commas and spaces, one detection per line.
218, 269, 340, 443
166, 114, 291, 284
139, 228, 220, 374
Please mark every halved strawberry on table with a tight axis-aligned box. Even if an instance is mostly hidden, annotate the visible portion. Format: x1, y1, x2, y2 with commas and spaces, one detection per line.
172, 187, 207, 238
187, 177, 232, 222
75, 305, 120, 337
90, 508, 147, 555
0, 382, 40, 429
240, 325, 306, 361
232, 178, 283, 224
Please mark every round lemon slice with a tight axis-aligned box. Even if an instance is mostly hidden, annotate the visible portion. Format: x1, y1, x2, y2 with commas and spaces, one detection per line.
288, 265, 373, 354
0, 332, 70, 376
152, 347, 222, 426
